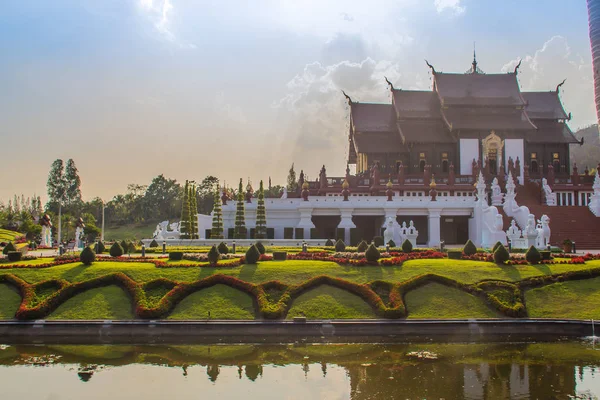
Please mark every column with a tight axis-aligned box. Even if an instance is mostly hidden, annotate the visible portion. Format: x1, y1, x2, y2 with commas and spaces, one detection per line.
428, 209, 442, 247
337, 208, 356, 244
297, 208, 315, 239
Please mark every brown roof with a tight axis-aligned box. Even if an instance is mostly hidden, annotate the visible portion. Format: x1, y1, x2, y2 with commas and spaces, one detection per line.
350, 103, 395, 132
434, 73, 526, 106
353, 131, 405, 153
522, 91, 569, 119
397, 120, 455, 143
392, 90, 440, 118
440, 107, 536, 131
527, 121, 579, 144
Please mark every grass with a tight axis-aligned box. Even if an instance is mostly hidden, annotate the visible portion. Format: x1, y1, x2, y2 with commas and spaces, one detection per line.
0, 228, 21, 242
405, 282, 501, 319
47, 286, 134, 320
525, 277, 600, 319
168, 284, 255, 319
0, 284, 20, 319
286, 285, 377, 319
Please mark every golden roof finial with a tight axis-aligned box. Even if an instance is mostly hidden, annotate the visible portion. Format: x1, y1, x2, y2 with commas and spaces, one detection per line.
429, 174, 437, 189
342, 179, 349, 189
302, 181, 309, 190
386, 179, 393, 189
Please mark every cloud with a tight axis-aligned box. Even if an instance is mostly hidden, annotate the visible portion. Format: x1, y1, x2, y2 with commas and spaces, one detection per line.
434, 0, 465, 15
501, 35, 595, 129
138, 0, 196, 49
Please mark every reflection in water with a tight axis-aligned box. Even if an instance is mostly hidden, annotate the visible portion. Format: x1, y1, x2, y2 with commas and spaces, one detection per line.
1, 342, 600, 399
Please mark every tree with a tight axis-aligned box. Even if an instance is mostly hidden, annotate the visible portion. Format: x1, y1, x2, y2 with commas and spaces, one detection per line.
255, 180, 267, 239
588, 0, 600, 129
47, 159, 67, 244
143, 174, 182, 221
211, 185, 224, 239
189, 182, 198, 239
197, 176, 219, 214
234, 179, 247, 239
264, 184, 284, 199
64, 159, 82, 208
287, 163, 298, 192
180, 180, 191, 239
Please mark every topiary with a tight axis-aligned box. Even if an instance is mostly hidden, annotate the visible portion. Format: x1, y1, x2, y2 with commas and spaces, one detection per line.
2, 242, 16, 255
365, 244, 380, 262
149, 239, 159, 248
492, 241, 504, 253
207, 245, 220, 264
402, 239, 413, 253
493, 245, 510, 264
325, 238, 334, 247
120, 240, 131, 254
525, 245, 542, 264
96, 241, 106, 254
109, 242, 124, 257
217, 242, 229, 255
388, 239, 396, 248
255, 242, 266, 255
169, 251, 183, 261
463, 240, 477, 256
245, 245, 261, 264
373, 236, 384, 247
80, 247, 96, 265
357, 241, 368, 252
7, 251, 21, 262
335, 239, 346, 252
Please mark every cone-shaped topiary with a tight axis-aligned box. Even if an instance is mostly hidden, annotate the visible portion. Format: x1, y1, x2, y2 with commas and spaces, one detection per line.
180, 180, 191, 239
357, 241, 368, 252
493, 245, 510, 264
207, 245, 220, 264
217, 242, 229, 254
388, 239, 396, 248
492, 241, 503, 253
120, 240, 130, 254
373, 236, 384, 247
189, 183, 199, 239
255, 180, 267, 239
402, 239, 413, 253
255, 242, 266, 255
526, 245, 542, 264
463, 240, 477, 256
211, 185, 224, 239
110, 242, 124, 257
245, 245, 260, 264
335, 239, 346, 252
365, 244, 380, 262
96, 241, 106, 253
2, 242, 16, 255
325, 238, 334, 246
149, 239, 159, 248
80, 247, 96, 265
234, 179, 247, 239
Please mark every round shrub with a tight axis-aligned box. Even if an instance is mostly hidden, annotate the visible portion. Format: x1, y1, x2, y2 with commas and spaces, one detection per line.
493, 245, 510, 264
325, 238, 334, 246
149, 239, 159, 248
463, 240, 477, 256
492, 241, 503, 253
357, 241, 368, 252
365, 244, 380, 262
169, 251, 184, 261
402, 239, 413, 253
2, 242, 16, 255
80, 247, 96, 265
96, 241, 106, 254
109, 242, 124, 257
255, 242, 266, 255
273, 251, 287, 261
245, 245, 261, 264
217, 242, 229, 254
388, 239, 396, 247
526, 246, 542, 264
207, 245, 220, 264
335, 239, 346, 252
7, 251, 22, 262
373, 236, 384, 247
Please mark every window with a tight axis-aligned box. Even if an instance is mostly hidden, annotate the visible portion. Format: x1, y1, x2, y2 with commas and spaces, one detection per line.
530, 153, 538, 174
441, 152, 449, 173
419, 160, 426, 172
553, 153, 560, 173
553, 153, 559, 160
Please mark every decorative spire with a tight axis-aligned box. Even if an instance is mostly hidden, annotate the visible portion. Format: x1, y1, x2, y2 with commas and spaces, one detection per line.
513, 59, 522, 74
386, 179, 393, 189
429, 174, 437, 189
425, 59, 437, 74
465, 43, 485, 74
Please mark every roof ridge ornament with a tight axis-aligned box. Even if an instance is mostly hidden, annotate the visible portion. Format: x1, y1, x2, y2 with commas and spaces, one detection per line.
513, 59, 522, 74
425, 59, 437, 74
341, 90, 353, 105
556, 79, 566, 93
384, 76, 396, 91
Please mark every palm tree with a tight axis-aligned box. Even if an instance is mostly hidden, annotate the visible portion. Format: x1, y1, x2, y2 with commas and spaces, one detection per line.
588, 0, 600, 127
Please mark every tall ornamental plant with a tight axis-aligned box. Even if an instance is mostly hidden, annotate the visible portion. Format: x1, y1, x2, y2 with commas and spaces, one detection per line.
255, 180, 267, 239
234, 178, 247, 239
189, 182, 199, 239
211, 185, 224, 239
180, 180, 191, 239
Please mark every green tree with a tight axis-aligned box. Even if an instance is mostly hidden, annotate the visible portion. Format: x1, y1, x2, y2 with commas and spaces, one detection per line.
234, 179, 247, 239
64, 159, 82, 209
197, 176, 219, 214
180, 180, 191, 239
189, 182, 198, 239
47, 159, 68, 244
287, 163, 298, 192
264, 184, 284, 198
143, 174, 182, 221
255, 180, 267, 239
211, 185, 224, 239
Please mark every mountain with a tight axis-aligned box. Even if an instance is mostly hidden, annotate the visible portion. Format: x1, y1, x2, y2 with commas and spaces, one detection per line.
570, 124, 600, 172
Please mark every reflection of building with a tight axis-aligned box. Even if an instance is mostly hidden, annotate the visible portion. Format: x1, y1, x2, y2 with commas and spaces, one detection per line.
464, 363, 530, 399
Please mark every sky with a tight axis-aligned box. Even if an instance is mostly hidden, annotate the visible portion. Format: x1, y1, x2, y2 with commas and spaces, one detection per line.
0, 0, 596, 204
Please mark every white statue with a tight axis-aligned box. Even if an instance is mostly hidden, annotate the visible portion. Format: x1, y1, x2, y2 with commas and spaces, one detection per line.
536, 215, 551, 248
491, 177, 503, 206
505, 171, 515, 197
281, 187, 288, 199
383, 218, 394, 247
40, 214, 53, 248
506, 219, 525, 248
524, 214, 539, 248
154, 220, 181, 240
503, 171, 530, 230
542, 178, 557, 206
494, 214, 503, 232
588, 171, 600, 216
405, 220, 418, 247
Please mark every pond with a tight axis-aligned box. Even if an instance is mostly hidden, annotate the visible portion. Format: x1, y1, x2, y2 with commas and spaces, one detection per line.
2, 340, 600, 399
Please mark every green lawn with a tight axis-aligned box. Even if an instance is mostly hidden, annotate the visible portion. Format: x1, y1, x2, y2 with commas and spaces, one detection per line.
168, 285, 255, 319
0, 284, 20, 319
405, 282, 500, 319
47, 286, 134, 320
525, 277, 600, 319
287, 285, 377, 319
0, 229, 21, 242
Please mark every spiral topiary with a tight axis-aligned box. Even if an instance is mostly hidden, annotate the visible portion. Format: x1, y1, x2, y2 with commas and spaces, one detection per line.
463, 240, 477, 256
110, 242, 124, 257
357, 241, 368, 252
493, 245, 510, 264
402, 239, 413, 253
207, 245, 220, 264
245, 245, 261, 264
365, 244, 380, 262
255, 242, 266, 255
335, 239, 346, 252
80, 247, 96, 265
217, 242, 229, 255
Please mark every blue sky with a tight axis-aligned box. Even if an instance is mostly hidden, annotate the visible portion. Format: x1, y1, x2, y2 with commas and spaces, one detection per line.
0, 0, 594, 202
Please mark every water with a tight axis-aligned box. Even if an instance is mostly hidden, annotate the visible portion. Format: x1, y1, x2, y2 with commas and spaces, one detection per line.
2, 341, 600, 399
